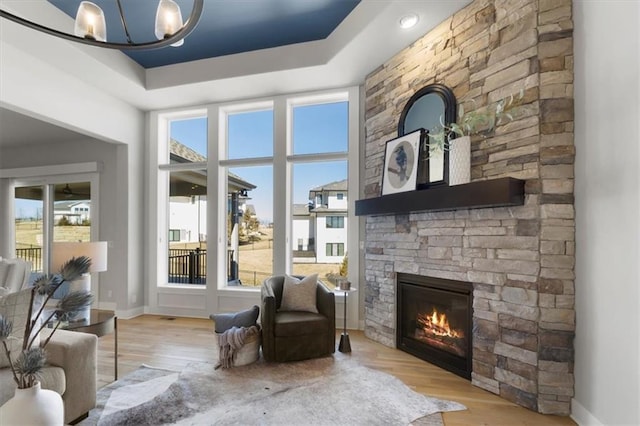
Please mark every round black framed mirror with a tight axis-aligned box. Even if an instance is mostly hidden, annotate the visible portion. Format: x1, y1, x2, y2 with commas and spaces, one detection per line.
398, 84, 457, 188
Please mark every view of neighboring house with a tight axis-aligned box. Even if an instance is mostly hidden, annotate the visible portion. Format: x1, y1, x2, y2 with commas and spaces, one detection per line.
293, 179, 347, 264
168, 139, 256, 283
53, 200, 91, 224
168, 139, 256, 246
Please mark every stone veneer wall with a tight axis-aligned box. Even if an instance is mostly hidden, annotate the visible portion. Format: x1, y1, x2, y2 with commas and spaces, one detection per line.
362, 0, 574, 415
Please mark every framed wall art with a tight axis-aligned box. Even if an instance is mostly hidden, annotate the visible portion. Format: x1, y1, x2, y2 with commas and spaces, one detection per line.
381, 129, 425, 195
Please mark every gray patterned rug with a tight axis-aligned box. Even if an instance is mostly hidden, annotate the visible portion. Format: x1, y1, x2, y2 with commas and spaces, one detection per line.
81, 357, 464, 425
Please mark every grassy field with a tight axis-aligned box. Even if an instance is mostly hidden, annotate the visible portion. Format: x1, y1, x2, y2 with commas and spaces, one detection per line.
16, 222, 341, 287
15, 220, 91, 248
170, 227, 341, 287
15, 221, 90, 271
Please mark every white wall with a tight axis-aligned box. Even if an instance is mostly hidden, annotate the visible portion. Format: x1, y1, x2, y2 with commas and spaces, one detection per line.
327, 193, 348, 209
0, 139, 128, 310
0, 22, 146, 317
573, 1, 640, 425
315, 215, 348, 263
292, 217, 311, 251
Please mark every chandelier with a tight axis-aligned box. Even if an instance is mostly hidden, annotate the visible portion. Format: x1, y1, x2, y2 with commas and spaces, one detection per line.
0, 0, 204, 50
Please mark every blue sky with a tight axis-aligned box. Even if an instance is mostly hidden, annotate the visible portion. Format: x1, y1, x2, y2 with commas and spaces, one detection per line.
170, 102, 348, 222
15, 198, 42, 219
15, 103, 348, 223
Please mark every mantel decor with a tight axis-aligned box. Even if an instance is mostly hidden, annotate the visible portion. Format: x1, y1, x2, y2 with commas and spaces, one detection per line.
397, 84, 457, 188
381, 129, 424, 195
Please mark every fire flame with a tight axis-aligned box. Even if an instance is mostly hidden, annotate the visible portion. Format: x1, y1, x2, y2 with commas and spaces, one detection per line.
417, 308, 463, 338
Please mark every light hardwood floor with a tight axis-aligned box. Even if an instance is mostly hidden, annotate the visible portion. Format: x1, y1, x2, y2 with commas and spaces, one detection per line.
95, 315, 576, 426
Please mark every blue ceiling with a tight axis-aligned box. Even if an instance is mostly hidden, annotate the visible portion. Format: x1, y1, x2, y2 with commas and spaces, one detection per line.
49, 0, 360, 69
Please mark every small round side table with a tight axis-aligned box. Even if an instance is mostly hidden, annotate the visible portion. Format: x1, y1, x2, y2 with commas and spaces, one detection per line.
334, 287, 357, 353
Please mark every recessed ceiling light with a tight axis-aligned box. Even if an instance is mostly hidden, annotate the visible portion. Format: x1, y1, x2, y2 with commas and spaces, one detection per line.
399, 14, 419, 29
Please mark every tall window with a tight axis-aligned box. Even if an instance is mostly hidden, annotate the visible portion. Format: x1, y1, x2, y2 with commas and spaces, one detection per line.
163, 114, 208, 286
154, 88, 357, 298
224, 107, 274, 287
289, 98, 349, 288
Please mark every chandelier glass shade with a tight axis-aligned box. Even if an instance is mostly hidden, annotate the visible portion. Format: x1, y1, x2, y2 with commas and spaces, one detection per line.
0, 0, 204, 50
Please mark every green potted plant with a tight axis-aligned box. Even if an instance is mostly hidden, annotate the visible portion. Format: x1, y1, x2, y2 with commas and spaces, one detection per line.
0, 256, 93, 424
430, 90, 524, 185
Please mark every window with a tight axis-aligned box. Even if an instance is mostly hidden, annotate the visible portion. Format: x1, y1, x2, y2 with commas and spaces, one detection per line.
170, 117, 207, 160
227, 109, 273, 160
153, 89, 357, 305
325, 243, 344, 257
14, 176, 97, 274
164, 114, 208, 286
223, 105, 275, 287
293, 102, 348, 155
168, 169, 207, 285
226, 165, 273, 286
326, 216, 344, 229
289, 96, 349, 285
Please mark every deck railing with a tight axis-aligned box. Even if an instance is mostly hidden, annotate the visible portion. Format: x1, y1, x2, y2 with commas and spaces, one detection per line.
15, 247, 43, 272
168, 248, 206, 284
16, 246, 267, 286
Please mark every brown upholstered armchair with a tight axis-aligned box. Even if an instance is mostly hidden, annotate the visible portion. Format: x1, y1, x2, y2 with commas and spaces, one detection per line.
261, 275, 335, 362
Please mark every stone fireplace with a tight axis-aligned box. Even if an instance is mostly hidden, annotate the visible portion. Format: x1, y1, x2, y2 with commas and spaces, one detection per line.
360, 0, 575, 416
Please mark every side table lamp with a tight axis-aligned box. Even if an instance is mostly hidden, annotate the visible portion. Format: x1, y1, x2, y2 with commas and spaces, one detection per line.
51, 241, 108, 321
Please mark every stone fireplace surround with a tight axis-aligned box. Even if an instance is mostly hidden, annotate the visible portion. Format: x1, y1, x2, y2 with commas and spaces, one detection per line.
361, 0, 575, 416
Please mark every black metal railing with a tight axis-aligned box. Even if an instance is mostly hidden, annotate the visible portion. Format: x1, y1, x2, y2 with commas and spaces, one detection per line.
168, 248, 206, 284
16, 247, 43, 272
15, 246, 270, 287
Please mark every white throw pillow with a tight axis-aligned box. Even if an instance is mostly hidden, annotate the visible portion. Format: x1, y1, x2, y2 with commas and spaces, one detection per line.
0, 259, 32, 294
279, 274, 318, 313
0, 288, 41, 368
0, 261, 12, 291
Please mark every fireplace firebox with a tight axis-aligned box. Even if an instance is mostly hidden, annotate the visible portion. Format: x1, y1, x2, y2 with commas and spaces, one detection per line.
396, 273, 473, 379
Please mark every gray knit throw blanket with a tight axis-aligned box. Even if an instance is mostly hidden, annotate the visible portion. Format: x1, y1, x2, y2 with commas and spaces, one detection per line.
216, 325, 260, 369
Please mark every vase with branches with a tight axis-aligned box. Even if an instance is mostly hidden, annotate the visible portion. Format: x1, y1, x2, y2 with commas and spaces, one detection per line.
0, 256, 93, 389
429, 89, 525, 152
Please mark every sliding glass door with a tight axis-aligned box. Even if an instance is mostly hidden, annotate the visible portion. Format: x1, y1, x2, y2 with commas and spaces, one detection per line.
14, 177, 96, 273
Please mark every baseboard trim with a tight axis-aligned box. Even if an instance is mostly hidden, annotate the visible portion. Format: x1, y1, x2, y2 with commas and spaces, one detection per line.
571, 398, 603, 426
116, 306, 145, 319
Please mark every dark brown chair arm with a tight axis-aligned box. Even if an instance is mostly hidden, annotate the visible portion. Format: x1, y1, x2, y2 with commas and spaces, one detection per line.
316, 281, 336, 353
316, 281, 335, 320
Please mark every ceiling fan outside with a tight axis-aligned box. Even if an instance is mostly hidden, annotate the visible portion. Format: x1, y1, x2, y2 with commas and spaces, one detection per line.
59, 183, 90, 199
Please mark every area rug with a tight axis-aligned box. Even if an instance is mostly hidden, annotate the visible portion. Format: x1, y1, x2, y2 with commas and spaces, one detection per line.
81, 357, 465, 425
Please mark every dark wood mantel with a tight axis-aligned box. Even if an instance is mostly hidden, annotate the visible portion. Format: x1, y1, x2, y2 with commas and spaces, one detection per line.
355, 177, 525, 216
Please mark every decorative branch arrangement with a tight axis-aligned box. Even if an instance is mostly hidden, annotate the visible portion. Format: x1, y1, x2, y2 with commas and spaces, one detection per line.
429, 89, 525, 152
0, 257, 93, 389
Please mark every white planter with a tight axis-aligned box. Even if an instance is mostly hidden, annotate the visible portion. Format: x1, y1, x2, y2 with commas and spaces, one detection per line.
449, 135, 471, 185
0, 382, 64, 426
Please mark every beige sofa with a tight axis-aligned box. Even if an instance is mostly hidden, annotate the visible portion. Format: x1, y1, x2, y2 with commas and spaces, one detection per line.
0, 328, 98, 424
0, 258, 32, 296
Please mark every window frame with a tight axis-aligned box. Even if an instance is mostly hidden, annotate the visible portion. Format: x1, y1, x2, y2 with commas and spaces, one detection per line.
149, 87, 359, 316
326, 216, 345, 229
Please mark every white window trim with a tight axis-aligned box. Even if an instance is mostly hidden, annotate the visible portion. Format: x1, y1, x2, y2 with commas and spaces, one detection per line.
149, 87, 359, 318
